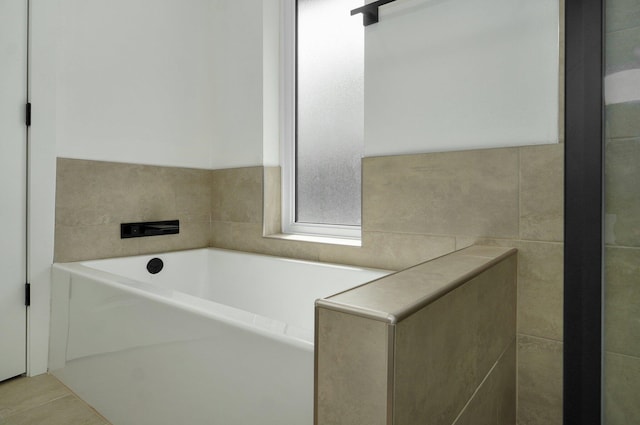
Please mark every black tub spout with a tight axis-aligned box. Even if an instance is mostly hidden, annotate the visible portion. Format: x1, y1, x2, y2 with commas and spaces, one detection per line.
120, 220, 179, 238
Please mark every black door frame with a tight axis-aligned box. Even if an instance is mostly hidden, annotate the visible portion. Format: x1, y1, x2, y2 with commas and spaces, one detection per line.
563, 0, 603, 423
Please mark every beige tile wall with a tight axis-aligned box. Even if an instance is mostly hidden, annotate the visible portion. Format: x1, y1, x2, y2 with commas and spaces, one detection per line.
604, 142, 640, 425
316, 246, 517, 425
54, 158, 211, 262
603, 0, 640, 417
208, 144, 564, 425
210, 166, 458, 270
315, 309, 390, 425
363, 148, 520, 238
393, 257, 516, 425
54, 142, 564, 424
452, 341, 517, 425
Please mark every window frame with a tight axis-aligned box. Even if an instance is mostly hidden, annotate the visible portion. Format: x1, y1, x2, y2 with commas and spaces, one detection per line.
280, 0, 362, 241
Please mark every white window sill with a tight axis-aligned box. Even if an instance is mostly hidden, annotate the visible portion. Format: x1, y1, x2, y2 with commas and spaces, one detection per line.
264, 233, 362, 247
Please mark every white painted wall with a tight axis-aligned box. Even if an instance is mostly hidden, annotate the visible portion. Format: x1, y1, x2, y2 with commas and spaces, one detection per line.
50, 0, 562, 168
53, 0, 273, 170
364, 0, 560, 156
29, 0, 58, 376
0, 0, 28, 381
263, 0, 281, 167
56, 0, 217, 169
221, 0, 561, 163
209, 0, 267, 169
26, 0, 561, 374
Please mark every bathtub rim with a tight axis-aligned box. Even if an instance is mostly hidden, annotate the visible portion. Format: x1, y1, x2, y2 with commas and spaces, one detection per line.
76, 246, 392, 275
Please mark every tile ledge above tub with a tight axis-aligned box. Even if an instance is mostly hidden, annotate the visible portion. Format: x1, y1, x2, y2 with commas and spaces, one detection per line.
315, 245, 517, 324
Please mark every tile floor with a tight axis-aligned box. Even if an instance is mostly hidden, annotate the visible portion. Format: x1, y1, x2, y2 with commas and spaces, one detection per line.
0, 374, 111, 425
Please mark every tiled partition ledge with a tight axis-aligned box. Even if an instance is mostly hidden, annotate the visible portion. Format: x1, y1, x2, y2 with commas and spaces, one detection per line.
315, 245, 517, 425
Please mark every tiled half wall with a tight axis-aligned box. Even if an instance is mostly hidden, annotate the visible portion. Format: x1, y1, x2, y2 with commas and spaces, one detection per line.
316, 246, 517, 425
55, 142, 564, 425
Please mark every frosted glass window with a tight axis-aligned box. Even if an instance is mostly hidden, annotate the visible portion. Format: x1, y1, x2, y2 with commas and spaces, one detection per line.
296, 0, 364, 226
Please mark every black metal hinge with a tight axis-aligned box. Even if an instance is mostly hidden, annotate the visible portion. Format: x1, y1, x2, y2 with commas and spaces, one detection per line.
25, 102, 31, 127
25, 283, 31, 306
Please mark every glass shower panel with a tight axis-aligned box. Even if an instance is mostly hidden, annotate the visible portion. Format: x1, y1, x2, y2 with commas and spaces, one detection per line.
603, 0, 640, 422
296, 0, 364, 226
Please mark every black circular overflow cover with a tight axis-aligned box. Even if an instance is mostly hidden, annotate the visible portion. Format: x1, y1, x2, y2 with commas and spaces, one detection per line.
147, 258, 164, 274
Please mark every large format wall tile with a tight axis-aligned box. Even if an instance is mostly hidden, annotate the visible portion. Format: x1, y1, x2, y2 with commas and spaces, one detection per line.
316, 309, 389, 425
209, 220, 454, 272
604, 1, 640, 423
514, 241, 564, 341
263, 167, 282, 235
605, 247, 640, 357
605, 26, 640, 73
496, 342, 517, 425
476, 258, 517, 378
394, 283, 480, 425
517, 335, 563, 425
605, 103, 640, 140
363, 147, 519, 238
55, 158, 210, 262
604, 352, 640, 425
605, 0, 640, 33
318, 247, 516, 425
392, 255, 515, 425
317, 231, 455, 271
209, 221, 322, 262
605, 138, 640, 247
171, 168, 212, 223
475, 239, 563, 341
210, 167, 262, 224
519, 144, 564, 242
57, 160, 181, 226
452, 341, 516, 425
54, 224, 139, 263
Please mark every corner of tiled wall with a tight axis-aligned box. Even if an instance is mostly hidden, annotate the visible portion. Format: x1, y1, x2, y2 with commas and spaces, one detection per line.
209, 166, 325, 262
362, 144, 565, 425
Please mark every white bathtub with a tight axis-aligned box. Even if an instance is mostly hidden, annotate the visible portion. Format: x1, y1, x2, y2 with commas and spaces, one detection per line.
49, 248, 389, 425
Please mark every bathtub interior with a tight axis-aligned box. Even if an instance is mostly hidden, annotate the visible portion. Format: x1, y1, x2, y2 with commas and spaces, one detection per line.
77, 248, 390, 332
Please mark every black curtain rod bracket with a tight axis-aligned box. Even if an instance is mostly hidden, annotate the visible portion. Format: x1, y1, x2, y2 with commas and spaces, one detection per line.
351, 0, 397, 26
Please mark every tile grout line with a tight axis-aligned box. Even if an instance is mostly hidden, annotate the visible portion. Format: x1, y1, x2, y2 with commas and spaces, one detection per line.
48, 375, 113, 424
0, 392, 72, 421
518, 332, 563, 344
5, 392, 112, 425
603, 350, 640, 362
451, 340, 515, 425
